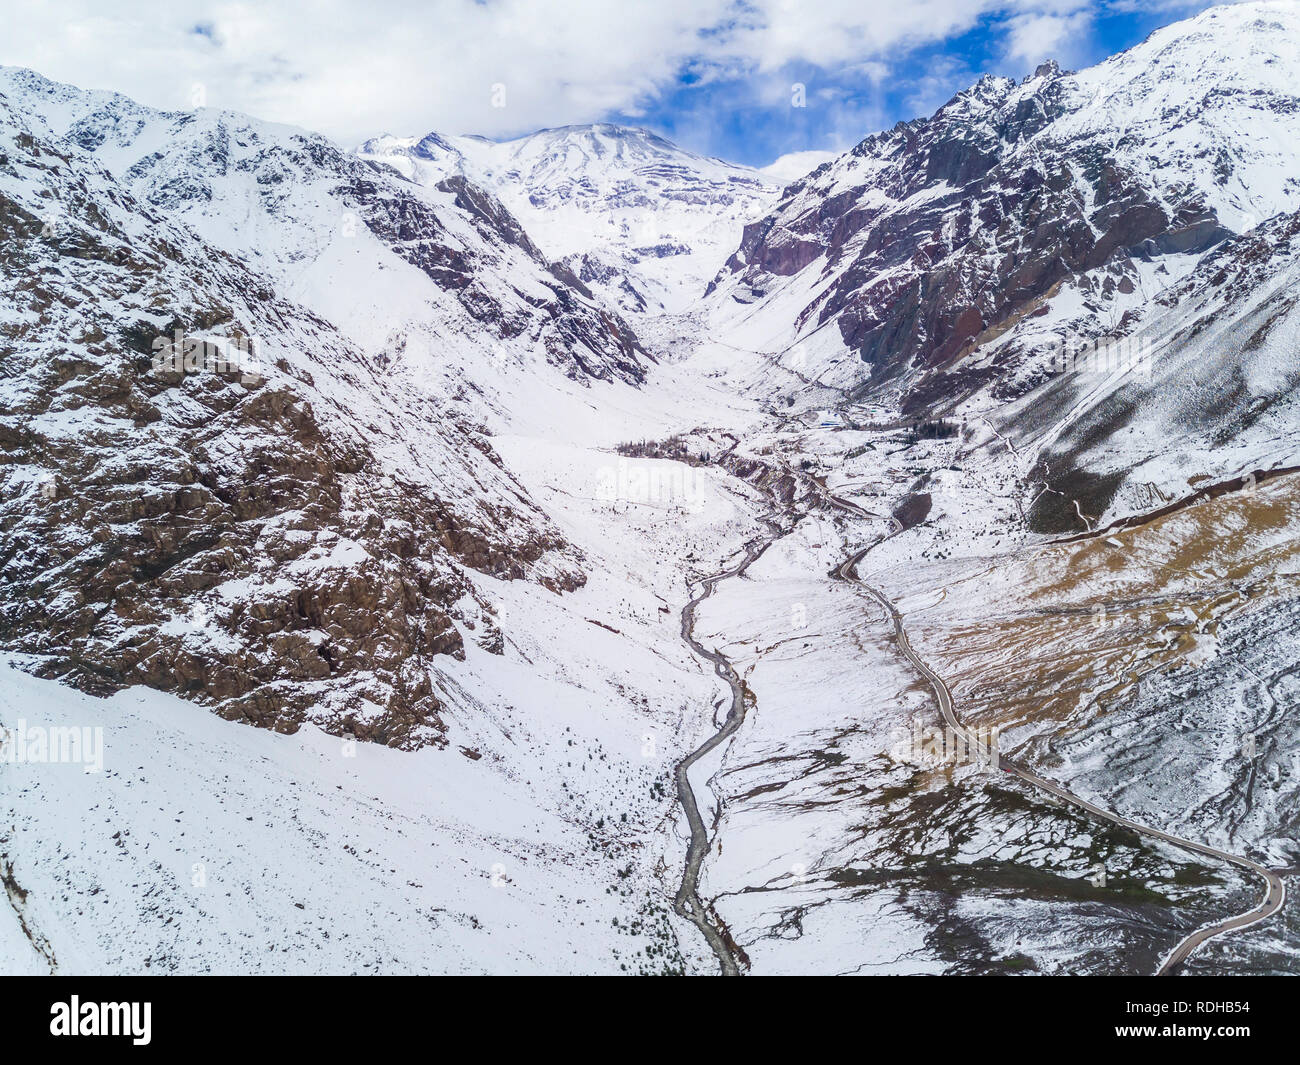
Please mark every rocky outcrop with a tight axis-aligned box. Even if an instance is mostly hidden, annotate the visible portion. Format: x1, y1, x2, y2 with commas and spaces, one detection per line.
709, 5, 1300, 424
1, 65, 650, 390
0, 86, 583, 749
715, 67, 1232, 412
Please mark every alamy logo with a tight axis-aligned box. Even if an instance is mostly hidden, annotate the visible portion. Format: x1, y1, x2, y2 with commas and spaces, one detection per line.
1047, 335, 1153, 380
0, 720, 103, 773
888, 720, 1001, 771
50, 996, 151, 1045
594, 457, 706, 513
150, 329, 263, 383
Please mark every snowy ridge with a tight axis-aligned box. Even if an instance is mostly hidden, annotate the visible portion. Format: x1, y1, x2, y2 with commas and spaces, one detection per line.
0, 66, 648, 398
361, 123, 781, 317
3, 0, 1300, 978
702, 0, 1300, 518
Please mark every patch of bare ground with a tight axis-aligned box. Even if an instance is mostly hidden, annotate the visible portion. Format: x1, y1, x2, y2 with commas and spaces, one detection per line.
911, 473, 1300, 742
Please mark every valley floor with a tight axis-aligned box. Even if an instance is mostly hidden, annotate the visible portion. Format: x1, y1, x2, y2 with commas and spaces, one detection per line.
3, 332, 1297, 975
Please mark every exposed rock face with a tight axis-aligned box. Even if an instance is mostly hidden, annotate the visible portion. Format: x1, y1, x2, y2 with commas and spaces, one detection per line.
1, 66, 649, 389
715, 67, 1230, 410
709, 4, 1300, 423
352, 168, 648, 384
359, 123, 780, 316
1018, 206, 1300, 530
0, 77, 584, 748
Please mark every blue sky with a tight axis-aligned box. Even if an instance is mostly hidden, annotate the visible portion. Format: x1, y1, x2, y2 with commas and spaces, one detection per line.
618, 2, 1222, 165
0, 1, 1231, 167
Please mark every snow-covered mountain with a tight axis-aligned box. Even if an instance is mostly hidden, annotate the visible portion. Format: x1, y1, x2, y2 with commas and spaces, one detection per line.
705, 0, 1300, 526
361, 123, 781, 317
0, 66, 613, 748
0, 63, 757, 975
1, 68, 649, 396
4, 1, 1300, 978
1005, 204, 1300, 532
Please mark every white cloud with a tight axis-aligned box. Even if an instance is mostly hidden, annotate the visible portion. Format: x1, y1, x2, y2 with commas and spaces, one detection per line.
761, 149, 838, 183
1101, 0, 1218, 12
3, 0, 729, 142
0, 0, 1151, 147
1002, 10, 1096, 67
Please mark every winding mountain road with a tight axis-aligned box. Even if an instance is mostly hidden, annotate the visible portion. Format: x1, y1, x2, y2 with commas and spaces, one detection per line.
670, 453, 1284, 975
826, 490, 1286, 975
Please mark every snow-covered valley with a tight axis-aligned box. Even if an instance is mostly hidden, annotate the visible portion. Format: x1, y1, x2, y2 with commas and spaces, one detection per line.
3, 1, 1300, 977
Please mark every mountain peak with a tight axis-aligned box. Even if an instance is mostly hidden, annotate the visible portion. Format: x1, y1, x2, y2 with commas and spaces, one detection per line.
1026, 59, 1065, 82
356, 118, 779, 316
